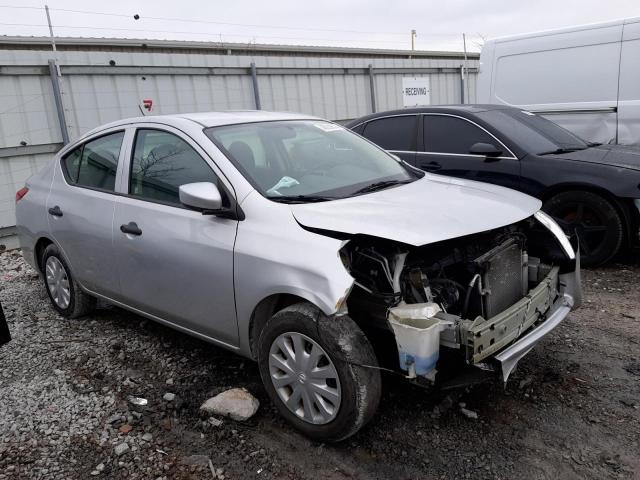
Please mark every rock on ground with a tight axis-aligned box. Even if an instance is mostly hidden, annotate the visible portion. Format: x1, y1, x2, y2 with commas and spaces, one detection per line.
200, 388, 259, 421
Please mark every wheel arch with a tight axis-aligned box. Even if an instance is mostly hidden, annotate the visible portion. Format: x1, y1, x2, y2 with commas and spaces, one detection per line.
34, 236, 55, 273
540, 183, 634, 246
247, 293, 315, 360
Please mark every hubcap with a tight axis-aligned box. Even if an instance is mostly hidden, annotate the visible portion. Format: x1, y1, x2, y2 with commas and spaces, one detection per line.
45, 256, 70, 309
268, 332, 341, 425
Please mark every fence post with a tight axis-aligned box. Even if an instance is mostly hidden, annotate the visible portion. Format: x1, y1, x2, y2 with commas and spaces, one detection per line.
48, 59, 69, 145
459, 65, 465, 104
250, 62, 261, 110
368, 64, 376, 113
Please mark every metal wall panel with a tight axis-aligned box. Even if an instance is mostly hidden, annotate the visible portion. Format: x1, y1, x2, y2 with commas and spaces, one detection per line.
0, 152, 52, 228
0, 45, 478, 229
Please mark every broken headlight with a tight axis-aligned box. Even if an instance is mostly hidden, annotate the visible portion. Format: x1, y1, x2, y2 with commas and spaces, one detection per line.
534, 210, 575, 260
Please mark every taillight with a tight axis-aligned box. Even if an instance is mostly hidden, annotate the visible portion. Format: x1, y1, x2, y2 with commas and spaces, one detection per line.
15, 187, 29, 202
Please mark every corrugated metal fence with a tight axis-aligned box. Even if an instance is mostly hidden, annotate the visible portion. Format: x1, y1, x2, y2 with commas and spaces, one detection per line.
0, 39, 479, 232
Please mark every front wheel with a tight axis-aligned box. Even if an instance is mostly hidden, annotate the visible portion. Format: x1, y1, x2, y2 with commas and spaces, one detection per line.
258, 303, 381, 442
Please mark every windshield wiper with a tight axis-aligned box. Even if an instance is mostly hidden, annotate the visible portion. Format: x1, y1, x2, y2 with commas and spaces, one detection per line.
538, 147, 587, 155
268, 195, 336, 204
353, 179, 412, 195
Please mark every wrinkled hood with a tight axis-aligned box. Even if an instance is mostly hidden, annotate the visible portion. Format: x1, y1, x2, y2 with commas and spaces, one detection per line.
290, 174, 541, 246
550, 144, 640, 171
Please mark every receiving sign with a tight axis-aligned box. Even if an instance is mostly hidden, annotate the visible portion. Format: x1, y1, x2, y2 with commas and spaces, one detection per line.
402, 77, 431, 107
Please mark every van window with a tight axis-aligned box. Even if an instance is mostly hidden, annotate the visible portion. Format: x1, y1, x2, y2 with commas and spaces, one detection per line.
362, 116, 417, 151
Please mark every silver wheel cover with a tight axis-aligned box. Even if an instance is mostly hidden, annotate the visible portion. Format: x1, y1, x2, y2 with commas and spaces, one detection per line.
45, 256, 71, 309
268, 331, 342, 425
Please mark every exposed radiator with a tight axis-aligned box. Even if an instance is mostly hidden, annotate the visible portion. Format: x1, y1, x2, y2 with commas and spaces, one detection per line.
474, 238, 528, 319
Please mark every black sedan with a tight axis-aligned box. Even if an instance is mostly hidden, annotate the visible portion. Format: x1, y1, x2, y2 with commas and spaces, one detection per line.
346, 105, 640, 266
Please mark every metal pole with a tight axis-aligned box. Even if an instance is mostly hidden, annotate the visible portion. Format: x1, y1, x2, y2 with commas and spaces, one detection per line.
45, 5, 61, 77
460, 65, 465, 104
250, 62, 261, 110
368, 64, 376, 113
411, 29, 416, 51
462, 33, 470, 104
48, 60, 69, 145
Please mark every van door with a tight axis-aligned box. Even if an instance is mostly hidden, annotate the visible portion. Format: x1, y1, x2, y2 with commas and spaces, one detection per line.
617, 19, 640, 145
485, 23, 623, 144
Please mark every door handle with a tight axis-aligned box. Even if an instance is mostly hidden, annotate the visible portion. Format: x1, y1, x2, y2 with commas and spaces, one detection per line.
422, 161, 442, 171
48, 206, 63, 217
120, 222, 142, 236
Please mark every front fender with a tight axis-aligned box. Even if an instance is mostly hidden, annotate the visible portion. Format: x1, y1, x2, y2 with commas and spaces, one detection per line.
233, 194, 354, 357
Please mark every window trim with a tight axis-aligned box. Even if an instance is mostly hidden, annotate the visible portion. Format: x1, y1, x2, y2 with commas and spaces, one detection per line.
59, 129, 126, 194
124, 126, 233, 211
420, 113, 518, 160
360, 114, 419, 152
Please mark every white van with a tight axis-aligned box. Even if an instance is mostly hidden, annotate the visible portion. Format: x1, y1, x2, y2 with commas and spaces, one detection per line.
478, 18, 640, 145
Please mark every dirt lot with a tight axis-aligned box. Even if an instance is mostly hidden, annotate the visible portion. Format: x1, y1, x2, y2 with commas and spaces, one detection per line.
0, 249, 639, 480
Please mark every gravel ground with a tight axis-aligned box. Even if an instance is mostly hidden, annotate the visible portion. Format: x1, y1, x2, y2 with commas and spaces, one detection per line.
0, 249, 639, 480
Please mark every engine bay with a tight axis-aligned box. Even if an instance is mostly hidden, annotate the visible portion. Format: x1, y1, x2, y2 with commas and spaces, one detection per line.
340, 215, 574, 377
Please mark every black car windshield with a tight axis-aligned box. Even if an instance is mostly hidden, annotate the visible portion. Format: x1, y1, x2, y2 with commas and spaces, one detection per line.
205, 120, 420, 201
475, 109, 590, 155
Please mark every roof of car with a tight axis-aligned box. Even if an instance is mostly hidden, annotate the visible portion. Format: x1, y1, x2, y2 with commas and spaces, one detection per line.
344, 104, 517, 127
81, 110, 321, 139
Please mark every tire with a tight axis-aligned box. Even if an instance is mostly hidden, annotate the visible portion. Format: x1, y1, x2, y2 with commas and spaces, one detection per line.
42, 244, 96, 318
258, 303, 381, 442
543, 190, 624, 267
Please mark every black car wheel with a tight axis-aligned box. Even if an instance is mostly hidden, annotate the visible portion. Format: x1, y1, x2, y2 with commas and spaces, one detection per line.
42, 244, 96, 318
257, 302, 381, 442
543, 190, 623, 267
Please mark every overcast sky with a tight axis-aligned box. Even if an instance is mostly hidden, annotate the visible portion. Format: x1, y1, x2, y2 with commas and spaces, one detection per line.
1, 0, 639, 52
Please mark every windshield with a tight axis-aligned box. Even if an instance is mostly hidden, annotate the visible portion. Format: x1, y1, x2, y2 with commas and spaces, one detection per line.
204, 120, 419, 202
475, 109, 590, 155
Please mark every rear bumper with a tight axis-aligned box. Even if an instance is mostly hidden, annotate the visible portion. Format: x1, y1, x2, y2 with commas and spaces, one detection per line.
494, 292, 574, 381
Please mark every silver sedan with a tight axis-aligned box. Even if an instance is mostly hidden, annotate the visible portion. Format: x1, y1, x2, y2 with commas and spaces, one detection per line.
16, 111, 581, 441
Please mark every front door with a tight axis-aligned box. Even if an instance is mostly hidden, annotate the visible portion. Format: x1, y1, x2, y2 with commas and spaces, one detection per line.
417, 114, 521, 191
113, 127, 239, 346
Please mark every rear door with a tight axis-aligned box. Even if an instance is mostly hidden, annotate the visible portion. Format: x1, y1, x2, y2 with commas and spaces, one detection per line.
112, 126, 239, 346
417, 114, 521, 191
360, 115, 418, 164
46, 129, 126, 297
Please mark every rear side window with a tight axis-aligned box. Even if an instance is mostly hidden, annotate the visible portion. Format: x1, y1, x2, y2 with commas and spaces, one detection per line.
62, 131, 124, 191
362, 116, 417, 151
423, 116, 496, 155
129, 129, 219, 205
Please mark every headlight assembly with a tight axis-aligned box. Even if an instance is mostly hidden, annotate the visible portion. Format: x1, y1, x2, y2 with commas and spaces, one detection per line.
534, 210, 576, 260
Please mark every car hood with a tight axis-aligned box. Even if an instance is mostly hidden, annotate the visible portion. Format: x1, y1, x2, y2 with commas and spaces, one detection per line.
550, 144, 640, 171
290, 174, 541, 246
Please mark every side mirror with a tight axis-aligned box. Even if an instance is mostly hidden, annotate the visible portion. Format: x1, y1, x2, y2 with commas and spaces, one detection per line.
179, 182, 222, 212
469, 142, 502, 157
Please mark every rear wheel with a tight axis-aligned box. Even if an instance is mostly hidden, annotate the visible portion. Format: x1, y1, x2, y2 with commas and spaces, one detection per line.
258, 303, 381, 442
543, 190, 623, 267
42, 244, 96, 318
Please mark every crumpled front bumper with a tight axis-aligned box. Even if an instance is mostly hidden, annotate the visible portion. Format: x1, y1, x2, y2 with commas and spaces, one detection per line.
493, 264, 582, 382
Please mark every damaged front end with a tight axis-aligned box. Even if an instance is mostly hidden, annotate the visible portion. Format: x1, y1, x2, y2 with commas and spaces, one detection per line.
340, 211, 581, 384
